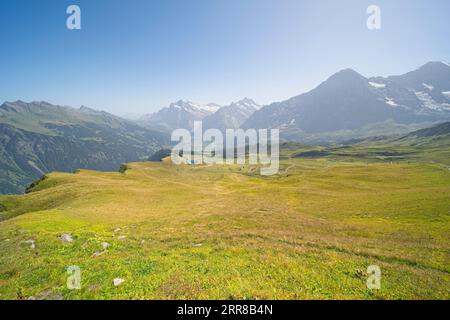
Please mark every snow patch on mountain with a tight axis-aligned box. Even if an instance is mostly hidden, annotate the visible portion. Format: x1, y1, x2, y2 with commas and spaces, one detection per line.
166, 100, 220, 116
199, 103, 222, 113
369, 82, 386, 89
422, 83, 434, 91
385, 97, 399, 107
415, 91, 450, 111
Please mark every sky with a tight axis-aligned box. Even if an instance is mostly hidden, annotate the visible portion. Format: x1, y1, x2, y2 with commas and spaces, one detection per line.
0, 0, 449, 115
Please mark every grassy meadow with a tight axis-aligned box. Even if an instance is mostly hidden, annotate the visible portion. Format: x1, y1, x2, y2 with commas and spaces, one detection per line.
0, 142, 449, 300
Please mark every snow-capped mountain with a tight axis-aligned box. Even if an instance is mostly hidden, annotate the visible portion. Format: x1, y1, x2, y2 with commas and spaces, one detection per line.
385, 61, 450, 111
138, 100, 222, 131
244, 62, 450, 135
203, 98, 260, 131
200, 102, 222, 114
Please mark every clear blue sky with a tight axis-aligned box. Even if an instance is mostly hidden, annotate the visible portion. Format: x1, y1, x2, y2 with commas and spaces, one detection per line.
0, 0, 449, 115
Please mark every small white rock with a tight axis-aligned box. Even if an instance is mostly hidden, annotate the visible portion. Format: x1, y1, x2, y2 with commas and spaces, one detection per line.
23, 240, 36, 249
117, 236, 127, 240
101, 242, 109, 249
113, 278, 125, 286
58, 234, 73, 242
114, 228, 122, 232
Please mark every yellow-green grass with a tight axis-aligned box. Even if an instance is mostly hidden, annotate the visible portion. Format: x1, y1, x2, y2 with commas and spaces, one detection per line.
0, 156, 449, 299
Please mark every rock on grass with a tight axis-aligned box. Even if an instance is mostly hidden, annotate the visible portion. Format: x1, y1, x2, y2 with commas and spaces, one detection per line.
58, 234, 73, 242
22, 240, 35, 249
113, 278, 125, 286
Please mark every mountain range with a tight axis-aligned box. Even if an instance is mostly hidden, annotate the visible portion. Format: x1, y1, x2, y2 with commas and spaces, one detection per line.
1, 61, 449, 194
243, 62, 450, 139
137, 61, 450, 142
137, 98, 259, 132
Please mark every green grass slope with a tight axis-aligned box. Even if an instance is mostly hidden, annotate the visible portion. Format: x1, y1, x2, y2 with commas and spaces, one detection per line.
293, 122, 450, 166
0, 144, 449, 299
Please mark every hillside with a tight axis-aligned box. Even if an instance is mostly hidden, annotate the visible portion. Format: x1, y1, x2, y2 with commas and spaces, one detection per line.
0, 101, 168, 194
403, 121, 450, 138
292, 121, 450, 166
0, 142, 448, 299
